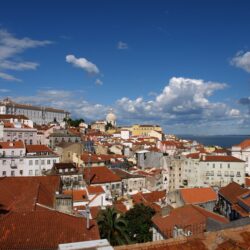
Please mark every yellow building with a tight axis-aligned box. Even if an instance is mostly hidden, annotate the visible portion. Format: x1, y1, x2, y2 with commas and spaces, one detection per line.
131, 124, 163, 137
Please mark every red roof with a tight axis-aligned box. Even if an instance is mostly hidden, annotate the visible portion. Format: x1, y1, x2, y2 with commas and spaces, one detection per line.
152, 205, 228, 238
26, 144, 54, 153
0, 176, 61, 212
0, 141, 25, 149
132, 190, 166, 212
219, 182, 248, 204
245, 177, 250, 188
200, 155, 244, 162
87, 185, 105, 195
83, 166, 121, 184
63, 189, 88, 202
0, 209, 100, 249
180, 187, 217, 204
234, 139, 250, 150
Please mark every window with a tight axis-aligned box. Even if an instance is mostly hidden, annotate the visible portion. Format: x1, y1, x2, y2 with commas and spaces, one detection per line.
11, 171, 15, 176
228, 164, 230, 168
41, 160, 45, 165
11, 150, 14, 156
47, 160, 51, 165
35, 160, 39, 165
2, 171, 6, 176
29, 170, 33, 176
220, 163, 222, 168
35, 170, 39, 176
29, 160, 33, 166
213, 164, 215, 168
19, 170, 23, 175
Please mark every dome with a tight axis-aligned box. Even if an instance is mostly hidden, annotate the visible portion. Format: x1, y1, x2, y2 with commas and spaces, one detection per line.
106, 109, 116, 126
106, 112, 116, 122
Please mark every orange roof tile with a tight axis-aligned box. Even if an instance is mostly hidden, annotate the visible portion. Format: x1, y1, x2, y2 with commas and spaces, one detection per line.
234, 139, 250, 149
83, 166, 121, 184
219, 182, 248, 204
0, 209, 100, 249
26, 144, 54, 153
201, 155, 244, 162
152, 205, 228, 238
87, 185, 105, 195
0, 141, 25, 149
180, 187, 217, 204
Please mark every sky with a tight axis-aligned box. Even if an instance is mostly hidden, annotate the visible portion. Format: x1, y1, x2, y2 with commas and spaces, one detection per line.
0, 0, 250, 135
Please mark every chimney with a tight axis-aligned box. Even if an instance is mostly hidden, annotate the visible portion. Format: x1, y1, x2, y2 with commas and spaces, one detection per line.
86, 204, 90, 229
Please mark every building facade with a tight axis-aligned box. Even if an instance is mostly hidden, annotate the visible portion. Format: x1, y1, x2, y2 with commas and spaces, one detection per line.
0, 98, 69, 125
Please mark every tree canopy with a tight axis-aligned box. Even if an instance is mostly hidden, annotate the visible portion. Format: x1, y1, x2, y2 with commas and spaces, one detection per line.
124, 203, 155, 243
63, 118, 85, 127
97, 207, 130, 246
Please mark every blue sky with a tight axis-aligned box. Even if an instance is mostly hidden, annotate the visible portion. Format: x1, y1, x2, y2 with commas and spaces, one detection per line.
1, 0, 250, 134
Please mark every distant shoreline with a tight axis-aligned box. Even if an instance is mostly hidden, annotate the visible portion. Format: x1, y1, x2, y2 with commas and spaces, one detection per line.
176, 134, 250, 148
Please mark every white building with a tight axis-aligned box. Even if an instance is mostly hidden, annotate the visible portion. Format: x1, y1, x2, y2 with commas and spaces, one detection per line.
232, 139, 250, 175
0, 98, 69, 125
0, 142, 59, 177
183, 154, 245, 188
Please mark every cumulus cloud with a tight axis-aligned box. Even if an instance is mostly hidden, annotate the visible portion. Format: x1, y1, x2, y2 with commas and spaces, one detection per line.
5, 76, 246, 134
66, 54, 99, 74
0, 29, 52, 81
231, 51, 250, 73
117, 41, 128, 50
95, 78, 103, 85
116, 77, 229, 123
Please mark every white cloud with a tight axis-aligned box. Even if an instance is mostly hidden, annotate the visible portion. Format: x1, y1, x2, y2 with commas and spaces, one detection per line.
231, 51, 250, 73
66, 54, 99, 74
0, 29, 52, 81
6, 76, 246, 134
0, 72, 21, 82
227, 109, 241, 117
95, 78, 103, 85
0, 88, 10, 93
117, 41, 128, 50
116, 77, 228, 123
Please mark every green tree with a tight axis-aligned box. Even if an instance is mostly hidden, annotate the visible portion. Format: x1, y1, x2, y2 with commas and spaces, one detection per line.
124, 203, 155, 243
97, 207, 130, 246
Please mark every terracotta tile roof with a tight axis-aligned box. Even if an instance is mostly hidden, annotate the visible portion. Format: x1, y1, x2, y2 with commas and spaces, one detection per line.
112, 168, 144, 179
180, 187, 217, 204
90, 206, 102, 219
0, 176, 61, 212
219, 182, 248, 204
232, 204, 249, 217
0, 208, 99, 249
87, 185, 105, 195
0, 114, 29, 120
63, 189, 88, 202
114, 224, 250, 250
234, 139, 250, 150
114, 201, 128, 214
186, 152, 200, 159
26, 144, 54, 153
132, 190, 166, 212
236, 190, 250, 209
200, 155, 245, 162
83, 166, 121, 184
0, 141, 25, 149
152, 205, 228, 238
245, 177, 250, 188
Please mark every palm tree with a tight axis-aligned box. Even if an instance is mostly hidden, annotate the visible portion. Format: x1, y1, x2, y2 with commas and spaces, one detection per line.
97, 207, 130, 246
